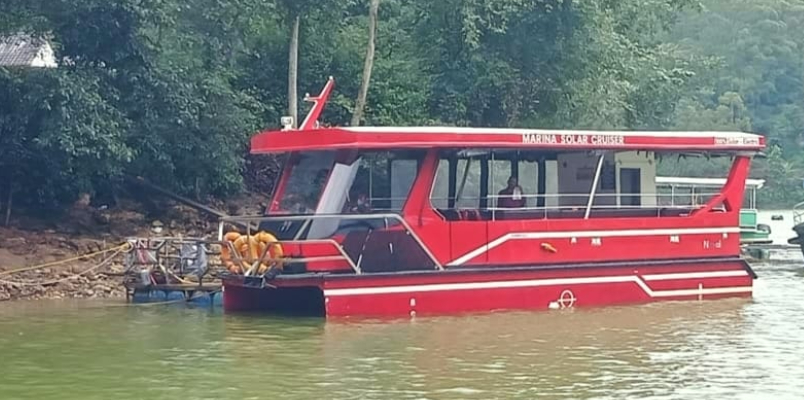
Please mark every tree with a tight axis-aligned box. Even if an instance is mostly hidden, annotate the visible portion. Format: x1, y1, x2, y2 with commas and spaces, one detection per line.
351, 0, 380, 127
3, 0, 740, 213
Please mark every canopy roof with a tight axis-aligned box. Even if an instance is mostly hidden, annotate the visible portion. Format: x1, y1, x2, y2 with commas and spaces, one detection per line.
250, 126, 765, 154
656, 176, 765, 189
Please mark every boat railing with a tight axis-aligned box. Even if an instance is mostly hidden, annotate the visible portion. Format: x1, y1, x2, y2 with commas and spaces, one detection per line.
793, 201, 804, 226
358, 190, 721, 212
431, 191, 719, 220
233, 236, 362, 275
218, 213, 443, 273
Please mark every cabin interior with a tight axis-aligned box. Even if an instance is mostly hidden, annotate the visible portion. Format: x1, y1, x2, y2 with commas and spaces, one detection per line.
270, 149, 731, 224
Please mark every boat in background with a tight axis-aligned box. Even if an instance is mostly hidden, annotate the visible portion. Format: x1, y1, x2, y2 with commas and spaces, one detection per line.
218, 77, 765, 318
788, 202, 804, 258
655, 177, 771, 245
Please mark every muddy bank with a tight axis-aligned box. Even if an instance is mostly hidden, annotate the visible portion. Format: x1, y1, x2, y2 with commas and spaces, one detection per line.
0, 229, 128, 301
0, 194, 262, 302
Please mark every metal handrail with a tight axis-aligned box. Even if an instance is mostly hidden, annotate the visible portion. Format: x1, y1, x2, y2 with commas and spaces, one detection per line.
257, 238, 360, 275
793, 201, 804, 225
218, 213, 443, 271
483, 191, 722, 199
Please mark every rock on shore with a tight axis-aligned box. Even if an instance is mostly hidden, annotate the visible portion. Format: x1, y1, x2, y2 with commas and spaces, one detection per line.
0, 229, 128, 301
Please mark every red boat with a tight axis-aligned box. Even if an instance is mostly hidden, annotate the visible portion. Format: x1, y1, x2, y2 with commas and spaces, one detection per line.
220, 77, 765, 318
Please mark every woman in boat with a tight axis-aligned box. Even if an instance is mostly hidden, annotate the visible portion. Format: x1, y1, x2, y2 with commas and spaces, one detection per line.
498, 176, 525, 208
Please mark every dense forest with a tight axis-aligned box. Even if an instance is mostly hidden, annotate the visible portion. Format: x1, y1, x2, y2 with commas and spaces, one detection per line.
1, 0, 803, 213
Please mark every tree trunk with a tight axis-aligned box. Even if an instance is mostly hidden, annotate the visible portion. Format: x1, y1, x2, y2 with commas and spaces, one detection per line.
351, 0, 380, 127
288, 15, 300, 129
4, 180, 12, 227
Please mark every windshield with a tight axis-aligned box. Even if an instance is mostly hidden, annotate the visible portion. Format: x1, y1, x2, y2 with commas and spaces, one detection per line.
271, 149, 424, 216
276, 151, 336, 214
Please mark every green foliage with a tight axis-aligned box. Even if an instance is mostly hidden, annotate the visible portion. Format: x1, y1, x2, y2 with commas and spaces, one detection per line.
756, 145, 804, 208
659, 0, 804, 206
0, 68, 132, 206
2, 0, 801, 210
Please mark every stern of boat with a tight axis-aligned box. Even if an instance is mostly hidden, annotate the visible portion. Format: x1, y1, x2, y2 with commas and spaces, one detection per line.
222, 275, 326, 316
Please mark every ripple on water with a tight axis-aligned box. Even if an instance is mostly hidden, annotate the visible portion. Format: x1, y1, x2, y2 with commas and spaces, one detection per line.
1, 257, 804, 399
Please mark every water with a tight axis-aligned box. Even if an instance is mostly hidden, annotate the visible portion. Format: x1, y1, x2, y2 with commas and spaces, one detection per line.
0, 212, 802, 400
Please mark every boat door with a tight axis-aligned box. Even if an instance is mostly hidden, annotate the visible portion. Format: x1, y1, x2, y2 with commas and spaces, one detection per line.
620, 168, 641, 206
431, 152, 490, 265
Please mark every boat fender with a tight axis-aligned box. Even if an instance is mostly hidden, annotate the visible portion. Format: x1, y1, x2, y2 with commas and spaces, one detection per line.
541, 243, 557, 253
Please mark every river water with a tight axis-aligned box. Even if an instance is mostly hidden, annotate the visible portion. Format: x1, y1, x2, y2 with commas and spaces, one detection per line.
1, 212, 803, 400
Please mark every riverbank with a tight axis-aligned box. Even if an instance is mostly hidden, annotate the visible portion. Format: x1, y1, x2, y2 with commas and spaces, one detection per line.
0, 194, 263, 302
0, 226, 129, 301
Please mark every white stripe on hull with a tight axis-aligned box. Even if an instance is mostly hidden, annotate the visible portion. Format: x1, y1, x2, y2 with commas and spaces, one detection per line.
323, 270, 751, 298
448, 227, 741, 266
641, 270, 748, 281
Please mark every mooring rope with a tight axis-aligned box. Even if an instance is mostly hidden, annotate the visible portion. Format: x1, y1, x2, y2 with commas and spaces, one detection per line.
0, 248, 125, 287
0, 242, 131, 277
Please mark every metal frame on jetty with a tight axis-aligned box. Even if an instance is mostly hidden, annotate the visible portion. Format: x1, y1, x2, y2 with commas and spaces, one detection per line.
122, 237, 224, 305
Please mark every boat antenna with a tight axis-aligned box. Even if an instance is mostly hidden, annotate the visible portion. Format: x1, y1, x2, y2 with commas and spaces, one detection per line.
297, 76, 335, 131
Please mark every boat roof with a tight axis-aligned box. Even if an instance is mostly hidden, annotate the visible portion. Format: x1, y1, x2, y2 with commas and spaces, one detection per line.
656, 176, 765, 189
250, 126, 765, 154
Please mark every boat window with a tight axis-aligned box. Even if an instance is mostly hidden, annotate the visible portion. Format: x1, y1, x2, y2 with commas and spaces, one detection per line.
654, 176, 727, 208
430, 149, 745, 221
431, 149, 546, 218
456, 159, 483, 208
487, 155, 540, 209
345, 150, 425, 213
277, 151, 336, 214
431, 159, 450, 210
432, 154, 484, 211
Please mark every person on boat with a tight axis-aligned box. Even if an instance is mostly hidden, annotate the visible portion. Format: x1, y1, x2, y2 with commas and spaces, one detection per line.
346, 192, 371, 213
498, 176, 525, 208
283, 193, 315, 214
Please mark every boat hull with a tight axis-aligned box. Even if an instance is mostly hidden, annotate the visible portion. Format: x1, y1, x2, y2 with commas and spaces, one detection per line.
222, 258, 754, 318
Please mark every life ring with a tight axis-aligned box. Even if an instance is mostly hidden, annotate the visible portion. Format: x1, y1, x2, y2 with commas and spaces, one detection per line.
221, 231, 241, 273
255, 231, 284, 274
221, 231, 284, 275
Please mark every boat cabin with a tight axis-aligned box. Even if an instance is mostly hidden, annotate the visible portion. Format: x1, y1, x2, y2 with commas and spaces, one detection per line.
265, 147, 662, 227
218, 78, 765, 317
224, 78, 765, 276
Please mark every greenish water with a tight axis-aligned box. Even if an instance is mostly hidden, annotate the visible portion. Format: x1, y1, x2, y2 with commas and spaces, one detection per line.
1, 211, 803, 399
1, 257, 804, 399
